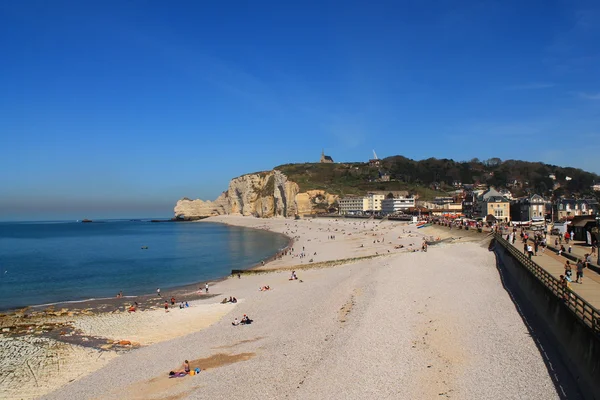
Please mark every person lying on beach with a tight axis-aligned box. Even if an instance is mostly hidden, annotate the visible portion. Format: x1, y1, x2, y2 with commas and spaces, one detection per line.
259, 286, 271, 291
169, 360, 191, 377
128, 305, 136, 312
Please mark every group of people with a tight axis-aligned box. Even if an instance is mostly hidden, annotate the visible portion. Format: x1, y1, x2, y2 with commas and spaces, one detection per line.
164, 299, 189, 312
220, 296, 238, 303
232, 314, 253, 326
563, 259, 588, 284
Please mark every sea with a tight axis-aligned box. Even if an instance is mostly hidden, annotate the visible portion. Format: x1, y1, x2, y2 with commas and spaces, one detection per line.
0, 220, 289, 311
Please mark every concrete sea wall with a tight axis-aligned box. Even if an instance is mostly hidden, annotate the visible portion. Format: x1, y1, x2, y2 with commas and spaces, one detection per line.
493, 239, 600, 399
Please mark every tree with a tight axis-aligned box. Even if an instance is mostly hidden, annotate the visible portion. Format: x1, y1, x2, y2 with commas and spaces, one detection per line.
484, 157, 502, 167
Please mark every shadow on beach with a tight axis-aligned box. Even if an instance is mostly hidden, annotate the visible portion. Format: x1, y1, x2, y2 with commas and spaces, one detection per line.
489, 243, 584, 400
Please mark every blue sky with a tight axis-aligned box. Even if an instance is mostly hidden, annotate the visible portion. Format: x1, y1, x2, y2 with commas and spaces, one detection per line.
1, 0, 599, 220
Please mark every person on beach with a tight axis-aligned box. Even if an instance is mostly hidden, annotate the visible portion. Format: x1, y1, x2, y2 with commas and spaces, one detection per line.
527, 244, 533, 259
164, 301, 169, 312
232, 317, 240, 326
205, 283, 209, 293
157, 288, 161, 297
241, 314, 252, 324
171, 297, 176, 306
173, 360, 190, 375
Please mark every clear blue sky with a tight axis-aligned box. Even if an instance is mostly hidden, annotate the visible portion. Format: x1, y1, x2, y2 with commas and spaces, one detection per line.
1, 1, 599, 220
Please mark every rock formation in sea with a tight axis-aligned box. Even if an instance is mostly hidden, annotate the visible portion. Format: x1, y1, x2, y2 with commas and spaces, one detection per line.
174, 170, 338, 218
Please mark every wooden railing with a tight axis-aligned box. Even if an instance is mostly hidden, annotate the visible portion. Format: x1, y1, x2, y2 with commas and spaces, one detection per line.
494, 233, 600, 336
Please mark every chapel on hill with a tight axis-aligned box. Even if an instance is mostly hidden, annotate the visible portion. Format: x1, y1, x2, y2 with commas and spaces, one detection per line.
320, 149, 334, 163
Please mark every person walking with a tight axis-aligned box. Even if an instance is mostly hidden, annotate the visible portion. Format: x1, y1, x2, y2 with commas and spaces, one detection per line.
527, 244, 534, 259
575, 259, 585, 284
157, 288, 161, 297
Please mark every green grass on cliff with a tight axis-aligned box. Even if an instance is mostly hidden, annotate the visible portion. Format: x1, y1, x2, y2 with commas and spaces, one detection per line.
274, 163, 446, 200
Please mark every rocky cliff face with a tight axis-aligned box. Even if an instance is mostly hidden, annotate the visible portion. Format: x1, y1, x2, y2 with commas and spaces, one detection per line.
174, 170, 337, 218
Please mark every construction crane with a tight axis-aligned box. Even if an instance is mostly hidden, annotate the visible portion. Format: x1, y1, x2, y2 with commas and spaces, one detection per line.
372, 150, 378, 160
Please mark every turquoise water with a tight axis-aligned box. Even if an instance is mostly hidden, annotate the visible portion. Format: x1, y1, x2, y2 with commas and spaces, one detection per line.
0, 220, 288, 310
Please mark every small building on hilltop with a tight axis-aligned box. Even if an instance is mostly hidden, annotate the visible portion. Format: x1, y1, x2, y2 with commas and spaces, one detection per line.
320, 149, 334, 163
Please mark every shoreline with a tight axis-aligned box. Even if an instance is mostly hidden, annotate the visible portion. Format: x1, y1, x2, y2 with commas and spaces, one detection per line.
0, 221, 292, 315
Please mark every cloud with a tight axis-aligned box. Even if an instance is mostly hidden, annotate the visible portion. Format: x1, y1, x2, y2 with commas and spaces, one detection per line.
576, 92, 600, 100
505, 83, 555, 91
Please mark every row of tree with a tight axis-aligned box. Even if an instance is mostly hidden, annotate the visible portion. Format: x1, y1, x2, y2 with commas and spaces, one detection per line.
382, 156, 599, 198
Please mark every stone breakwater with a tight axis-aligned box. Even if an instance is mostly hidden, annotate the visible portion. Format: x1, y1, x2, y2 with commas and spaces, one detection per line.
174, 170, 337, 218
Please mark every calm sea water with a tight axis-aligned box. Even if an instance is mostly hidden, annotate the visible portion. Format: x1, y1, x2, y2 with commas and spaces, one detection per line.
0, 220, 288, 310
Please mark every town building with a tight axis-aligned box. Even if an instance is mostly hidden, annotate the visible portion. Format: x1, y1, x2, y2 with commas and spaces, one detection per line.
510, 194, 546, 222
338, 192, 388, 215
480, 195, 511, 222
462, 192, 476, 218
338, 197, 367, 215
432, 197, 454, 206
365, 193, 385, 212
320, 149, 334, 163
369, 150, 381, 167
578, 199, 599, 216
592, 183, 600, 192
381, 197, 416, 215
555, 199, 577, 220
553, 198, 598, 220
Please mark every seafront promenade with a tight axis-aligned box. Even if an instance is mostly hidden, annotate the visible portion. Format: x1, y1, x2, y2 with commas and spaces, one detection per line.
428, 221, 600, 330
515, 239, 600, 310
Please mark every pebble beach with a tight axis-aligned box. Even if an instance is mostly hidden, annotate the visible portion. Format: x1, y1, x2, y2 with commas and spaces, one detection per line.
1, 216, 559, 399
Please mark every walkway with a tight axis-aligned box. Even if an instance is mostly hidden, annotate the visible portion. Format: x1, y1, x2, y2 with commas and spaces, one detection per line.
509, 239, 600, 310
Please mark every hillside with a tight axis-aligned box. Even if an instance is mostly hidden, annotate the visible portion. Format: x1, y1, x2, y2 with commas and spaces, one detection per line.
275, 157, 600, 200
274, 162, 446, 200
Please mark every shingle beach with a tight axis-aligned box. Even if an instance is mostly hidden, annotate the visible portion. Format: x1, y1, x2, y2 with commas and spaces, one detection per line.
2, 216, 559, 399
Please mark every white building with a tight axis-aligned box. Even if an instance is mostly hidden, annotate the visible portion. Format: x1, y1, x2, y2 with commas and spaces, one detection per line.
338, 197, 368, 215
381, 197, 415, 214
365, 193, 385, 212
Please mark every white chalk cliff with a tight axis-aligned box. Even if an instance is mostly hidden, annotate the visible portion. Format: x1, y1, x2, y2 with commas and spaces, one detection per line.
174, 170, 338, 218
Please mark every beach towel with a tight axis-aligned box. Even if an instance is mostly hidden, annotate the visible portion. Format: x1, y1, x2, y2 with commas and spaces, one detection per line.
169, 372, 188, 378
